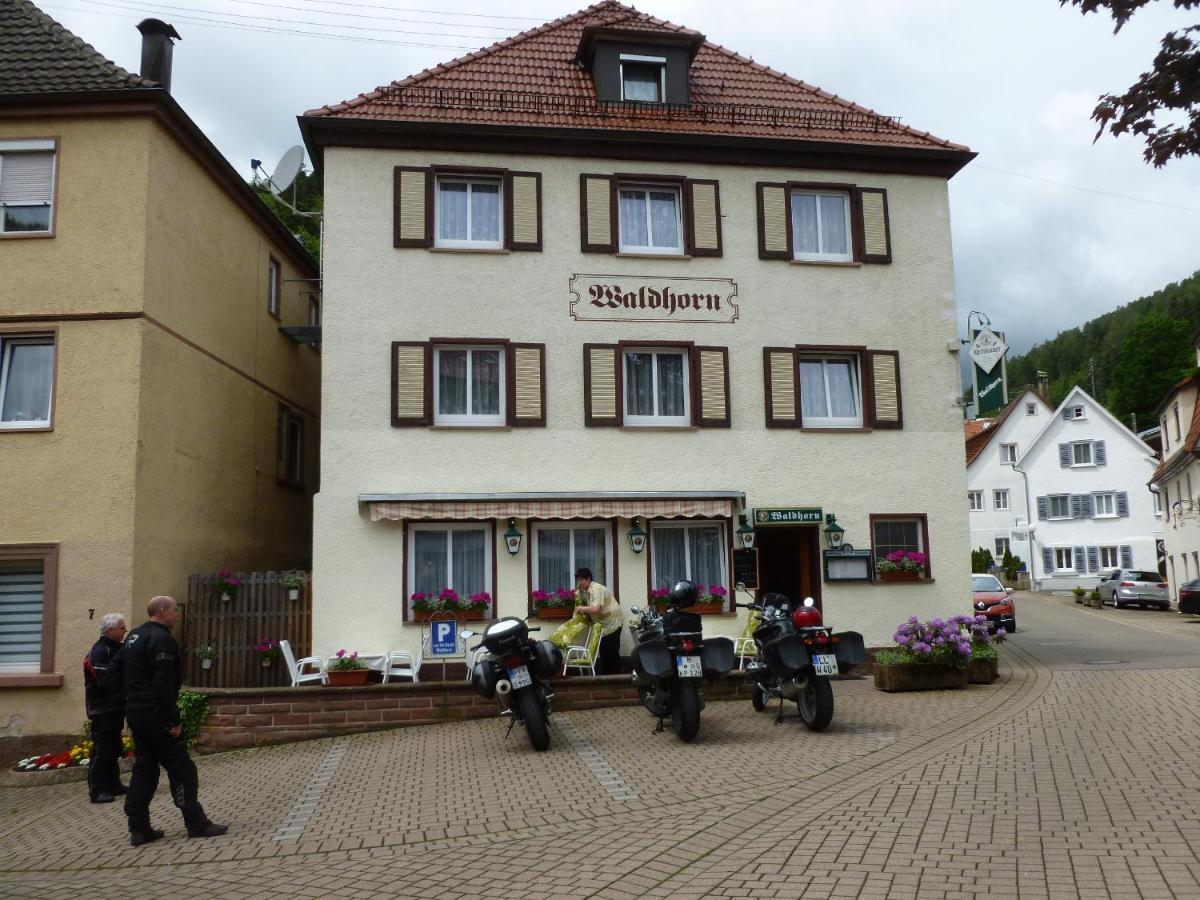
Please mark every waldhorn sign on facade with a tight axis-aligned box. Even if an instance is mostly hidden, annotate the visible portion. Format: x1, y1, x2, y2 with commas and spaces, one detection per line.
569, 274, 739, 324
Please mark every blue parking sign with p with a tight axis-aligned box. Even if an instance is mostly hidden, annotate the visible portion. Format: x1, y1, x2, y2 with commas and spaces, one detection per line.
430, 620, 457, 656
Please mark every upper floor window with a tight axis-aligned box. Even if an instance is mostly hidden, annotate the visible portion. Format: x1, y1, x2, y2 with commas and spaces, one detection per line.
276, 405, 304, 487
968, 490, 984, 511
790, 189, 851, 262
623, 348, 689, 426
1026, 403, 1037, 416
1174, 404, 1182, 441
1066, 405, 1086, 420
267, 257, 281, 319
0, 333, 54, 429
307, 294, 320, 327
1093, 492, 1117, 518
1154, 490, 1163, 516
1162, 418, 1170, 452
798, 354, 862, 427
0, 140, 55, 235
620, 54, 666, 102
435, 176, 502, 249
994, 489, 1010, 511
1000, 443, 1017, 465
1047, 494, 1071, 519
1072, 442, 1093, 466
1060, 439, 1105, 467
618, 184, 682, 255
434, 345, 505, 426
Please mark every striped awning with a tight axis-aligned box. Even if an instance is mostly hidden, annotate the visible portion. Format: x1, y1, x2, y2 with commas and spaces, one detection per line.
365, 495, 738, 522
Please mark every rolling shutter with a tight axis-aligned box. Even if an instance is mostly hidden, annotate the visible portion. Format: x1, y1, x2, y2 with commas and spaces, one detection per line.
393, 166, 432, 248
580, 175, 616, 253
1042, 547, 1053, 572
687, 180, 722, 257
583, 343, 621, 426
857, 187, 891, 263
1036, 496, 1047, 520
756, 182, 791, 260
693, 346, 730, 428
1058, 443, 1071, 467
0, 151, 54, 204
1087, 546, 1099, 573
507, 344, 546, 427
391, 341, 431, 426
868, 350, 903, 429
1119, 545, 1133, 568
1117, 492, 1129, 517
1074, 547, 1086, 573
505, 171, 542, 252
1094, 440, 1106, 466
763, 347, 798, 428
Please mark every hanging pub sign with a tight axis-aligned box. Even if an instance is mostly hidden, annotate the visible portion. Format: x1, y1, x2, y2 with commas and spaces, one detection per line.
754, 508, 823, 525
970, 327, 1009, 416
569, 274, 739, 324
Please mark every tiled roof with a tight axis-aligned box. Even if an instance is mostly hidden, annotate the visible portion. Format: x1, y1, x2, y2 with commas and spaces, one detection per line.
306, 1, 968, 154
964, 389, 1043, 466
0, 0, 155, 94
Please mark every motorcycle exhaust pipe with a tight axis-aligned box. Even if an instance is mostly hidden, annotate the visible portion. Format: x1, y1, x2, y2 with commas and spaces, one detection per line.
495, 679, 513, 706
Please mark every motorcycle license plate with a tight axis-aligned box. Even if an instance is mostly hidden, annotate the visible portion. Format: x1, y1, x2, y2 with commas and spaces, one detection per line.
813, 654, 839, 676
507, 665, 532, 689
676, 655, 702, 677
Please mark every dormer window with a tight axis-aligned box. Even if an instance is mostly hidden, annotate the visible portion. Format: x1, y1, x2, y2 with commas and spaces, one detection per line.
620, 54, 666, 102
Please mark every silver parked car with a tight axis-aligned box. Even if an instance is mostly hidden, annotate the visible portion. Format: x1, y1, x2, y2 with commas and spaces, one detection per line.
1097, 569, 1169, 610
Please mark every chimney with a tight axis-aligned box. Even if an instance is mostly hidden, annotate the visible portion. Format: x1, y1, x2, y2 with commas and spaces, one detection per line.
136, 19, 181, 92
1036, 370, 1049, 401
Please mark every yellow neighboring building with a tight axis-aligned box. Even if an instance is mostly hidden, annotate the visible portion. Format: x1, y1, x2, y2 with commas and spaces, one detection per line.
0, 3, 320, 733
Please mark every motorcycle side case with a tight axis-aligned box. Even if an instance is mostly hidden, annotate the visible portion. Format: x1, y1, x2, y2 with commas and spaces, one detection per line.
470, 660, 500, 699
833, 631, 866, 671
763, 634, 810, 679
631, 639, 673, 684
530, 639, 563, 678
701, 636, 735, 681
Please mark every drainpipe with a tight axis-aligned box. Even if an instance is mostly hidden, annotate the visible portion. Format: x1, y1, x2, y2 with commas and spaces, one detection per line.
1014, 462, 1039, 591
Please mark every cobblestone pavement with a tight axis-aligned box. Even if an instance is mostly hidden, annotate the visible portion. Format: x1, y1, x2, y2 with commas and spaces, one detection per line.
3, 594, 1199, 898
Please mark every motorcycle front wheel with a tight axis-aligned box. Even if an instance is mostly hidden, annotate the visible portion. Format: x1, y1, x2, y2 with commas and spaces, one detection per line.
751, 683, 767, 712
796, 674, 834, 732
515, 688, 551, 752
672, 679, 701, 742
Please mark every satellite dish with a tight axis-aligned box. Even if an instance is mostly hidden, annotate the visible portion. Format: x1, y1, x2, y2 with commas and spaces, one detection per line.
268, 145, 304, 196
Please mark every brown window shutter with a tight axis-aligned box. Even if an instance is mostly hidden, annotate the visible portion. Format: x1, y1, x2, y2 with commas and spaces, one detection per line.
763, 347, 799, 427
507, 343, 546, 427
687, 179, 723, 257
391, 340, 431, 426
580, 174, 616, 253
856, 187, 892, 264
393, 167, 432, 248
583, 343, 621, 426
505, 171, 542, 251
692, 345, 731, 427
756, 182, 791, 260
867, 349, 903, 428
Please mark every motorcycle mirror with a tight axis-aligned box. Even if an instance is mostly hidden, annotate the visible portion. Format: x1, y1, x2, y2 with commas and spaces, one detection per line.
630, 606, 641, 615
803, 596, 815, 608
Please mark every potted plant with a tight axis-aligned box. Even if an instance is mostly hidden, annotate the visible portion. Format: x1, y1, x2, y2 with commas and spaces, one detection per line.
411, 588, 492, 622
875, 551, 927, 583
254, 638, 281, 668
874, 615, 995, 691
1089, 589, 1103, 609
281, 570, 305, 601
649, 584, 728, 614
531, 587, 576, 619
1072, 586, 1087, 604
967, 619, 1006, 684
325, 649, 370, 686
214, 568, 242, 602
195, 643, 217, 670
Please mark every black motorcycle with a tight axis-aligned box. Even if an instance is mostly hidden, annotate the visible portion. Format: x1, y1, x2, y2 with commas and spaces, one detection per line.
629, 580, 735, 742
468, 617, 562, 752
736, 593, 865, 731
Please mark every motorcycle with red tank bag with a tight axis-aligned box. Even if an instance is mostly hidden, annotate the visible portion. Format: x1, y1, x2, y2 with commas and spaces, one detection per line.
628, 580, 735, 742
468, 617, 563, 752
736, 592, 865, 730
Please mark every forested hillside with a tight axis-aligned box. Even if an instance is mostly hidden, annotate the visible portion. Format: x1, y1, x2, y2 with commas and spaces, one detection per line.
1003, 271, 1200, 430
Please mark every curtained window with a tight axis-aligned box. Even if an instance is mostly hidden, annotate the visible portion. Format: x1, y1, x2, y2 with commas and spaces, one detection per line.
435, 177, 502, 249
798, 355, 861, 427
408, 524, 492, 605
434, 346, 504, 426
532, 524, 611, 592
623, 349, 689, 426
0, 335, 53, 428
790, 189, 851, 262
618, 186, 682, 255
651, 521, 727, 591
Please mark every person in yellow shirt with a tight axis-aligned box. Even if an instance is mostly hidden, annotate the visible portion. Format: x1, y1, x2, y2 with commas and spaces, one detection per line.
573, 567, 623, 674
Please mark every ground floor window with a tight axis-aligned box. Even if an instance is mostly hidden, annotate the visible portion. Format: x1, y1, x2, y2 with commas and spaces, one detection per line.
1099, 546, 1119, 569
870, 514, 930, 577
407, 523, 492, 608
532, 523, 612, 593
995, 537, 1010, 558
650, 521, 727, 594
0, 544, 57, 676
1054, 547, 1075, 572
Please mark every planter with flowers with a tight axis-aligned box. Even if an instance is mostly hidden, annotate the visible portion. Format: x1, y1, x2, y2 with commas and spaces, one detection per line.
325, 649, 370, 686
214, 568, 242, 602
874, 615, 1005, 692
650, 584, 729, 614
531, 588, 576, 619
254, 638, 281, 668
411, 589, 492, 622
281, 570, 305, 601
875, 551, 928, 583
195, 643, 217, 670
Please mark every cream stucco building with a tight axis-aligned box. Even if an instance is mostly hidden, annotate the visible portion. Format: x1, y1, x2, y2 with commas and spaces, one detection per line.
0, 3, 319, 732
302, 1, 975, 661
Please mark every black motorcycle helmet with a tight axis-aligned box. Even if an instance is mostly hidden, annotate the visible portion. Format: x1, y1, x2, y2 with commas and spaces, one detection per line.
667, 579, 699, 607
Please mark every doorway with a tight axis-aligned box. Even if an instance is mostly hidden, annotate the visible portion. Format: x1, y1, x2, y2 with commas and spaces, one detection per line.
755, 525, 822, 610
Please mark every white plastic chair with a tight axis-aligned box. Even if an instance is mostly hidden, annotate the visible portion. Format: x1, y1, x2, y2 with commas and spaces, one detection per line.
382, 644, 422, 684
460, 629, 481, 682
279, 639, 326, 687
562, 624, 602, 676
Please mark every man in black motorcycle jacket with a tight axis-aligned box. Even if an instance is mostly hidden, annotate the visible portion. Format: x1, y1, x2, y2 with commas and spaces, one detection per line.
84, 613, 128, 803
119, 595, 227, 846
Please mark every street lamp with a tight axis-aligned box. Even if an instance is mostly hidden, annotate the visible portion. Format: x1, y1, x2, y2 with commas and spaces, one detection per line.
627, 517, 647, 554
736, 514, 756, 549
823, 514, 845, 551
503, 517, 523, 556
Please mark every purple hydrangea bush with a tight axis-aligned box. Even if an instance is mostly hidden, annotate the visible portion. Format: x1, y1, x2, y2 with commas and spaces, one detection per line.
878, 614, 1005, 668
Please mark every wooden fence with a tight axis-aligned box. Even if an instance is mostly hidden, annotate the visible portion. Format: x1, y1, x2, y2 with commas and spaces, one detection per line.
181, 571, 312, 688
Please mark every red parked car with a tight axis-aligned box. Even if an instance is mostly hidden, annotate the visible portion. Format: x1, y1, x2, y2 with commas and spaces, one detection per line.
972, 574, 1016, 632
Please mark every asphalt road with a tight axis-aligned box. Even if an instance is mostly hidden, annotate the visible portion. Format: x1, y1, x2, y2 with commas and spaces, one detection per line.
1010, 590, 1200, 670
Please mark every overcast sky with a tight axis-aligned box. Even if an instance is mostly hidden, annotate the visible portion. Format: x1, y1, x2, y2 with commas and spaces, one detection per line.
36, 0, 1200, 356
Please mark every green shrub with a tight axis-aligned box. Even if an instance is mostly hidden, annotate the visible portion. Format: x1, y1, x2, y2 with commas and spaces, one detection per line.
177, 691, 210, 749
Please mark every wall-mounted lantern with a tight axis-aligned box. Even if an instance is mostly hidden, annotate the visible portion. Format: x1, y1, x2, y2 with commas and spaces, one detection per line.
824, 514, 846, 551
627, 517, 647, 554
736, 513, 756, 550
504, 517, 524, 556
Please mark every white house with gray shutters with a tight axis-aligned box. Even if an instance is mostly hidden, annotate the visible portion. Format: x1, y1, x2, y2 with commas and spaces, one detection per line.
1018, 387, 1162, 590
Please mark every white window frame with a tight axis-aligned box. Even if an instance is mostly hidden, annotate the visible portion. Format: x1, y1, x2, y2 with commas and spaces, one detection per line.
1093, 492, 1117, 518
1071, 441, 1094, 466
1174, 404, 1182, 441
995, 537, 1011, 558
434, 175, 504, 250
1054, 547, 1075, 573
0, 139, 56, 235
999, 443, 1017, 465
0, 333, 54, 429
797, 354, 863, 428
530, 522, 613, 593
1047, 494, 1071, 519
994, 489, 1010, 511
789, 189, 853, 263
1026, 403, 1037, 416
406, 522, 494, 600
649, 520, 728, 590
1099, 545, 1119, 569
1068, 405, 1086, 420
619, 54, 666, 103
622, 348, 690, 427
433, 344, 506, 427
267, 258, 281, 318
1154, 490, 1163, 516
617, 183, 683, 255
1162, 418, 1170, 452
968, 491, 984, 511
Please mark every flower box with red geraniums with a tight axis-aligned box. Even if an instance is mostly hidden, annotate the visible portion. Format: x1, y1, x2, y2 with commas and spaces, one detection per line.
410, 589, 492, 622
875, 551, 928, 582
531, 587, 576, 619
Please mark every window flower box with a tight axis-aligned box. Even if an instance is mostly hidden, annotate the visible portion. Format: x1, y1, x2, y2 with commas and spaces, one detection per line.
411, 589, 492, 622
879, 570, 921, 583
531, 588, 576, 620
412, 607, 489, 623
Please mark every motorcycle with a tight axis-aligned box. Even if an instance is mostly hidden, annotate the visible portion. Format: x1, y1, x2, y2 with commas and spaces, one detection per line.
467, 617, 563, 752
628, 580, 735, 742
736, 592, 865, 731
